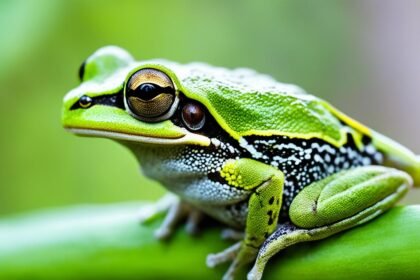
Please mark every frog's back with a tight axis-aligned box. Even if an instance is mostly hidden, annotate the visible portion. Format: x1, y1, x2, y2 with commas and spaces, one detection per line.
170, 62, 352, 148
179, 62, 420, 185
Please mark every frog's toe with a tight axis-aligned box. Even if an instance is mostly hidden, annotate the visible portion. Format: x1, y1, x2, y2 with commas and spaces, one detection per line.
206, 242, 241, 268
247, 265, 262, 280
153, 198, 190, 240
140, 193, 178, 225
152, 195, 208, 240
222, 256, 249, 280
222, 268, 236, 280
154, 226, 172, 240
185, 209, 204, 236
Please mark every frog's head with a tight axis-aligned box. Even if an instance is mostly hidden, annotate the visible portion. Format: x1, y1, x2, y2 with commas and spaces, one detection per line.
62, 46, 217, 147
63, 46, 359, 150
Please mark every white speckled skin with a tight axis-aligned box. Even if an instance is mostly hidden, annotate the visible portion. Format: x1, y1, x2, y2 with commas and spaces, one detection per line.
126, 141, 251, 227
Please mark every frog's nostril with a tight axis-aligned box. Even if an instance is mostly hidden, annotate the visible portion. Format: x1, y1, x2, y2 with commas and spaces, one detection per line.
79, 95, 93, 108
78, 60, 86, 81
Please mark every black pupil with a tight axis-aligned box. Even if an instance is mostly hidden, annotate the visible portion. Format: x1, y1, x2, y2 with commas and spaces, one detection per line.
135, 83, 161, 101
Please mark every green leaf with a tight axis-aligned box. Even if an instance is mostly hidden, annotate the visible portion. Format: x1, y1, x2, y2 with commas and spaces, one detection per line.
0, 203, 419, 279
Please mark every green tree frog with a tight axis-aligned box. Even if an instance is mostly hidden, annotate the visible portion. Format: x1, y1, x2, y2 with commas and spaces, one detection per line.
62, 46, 420, 280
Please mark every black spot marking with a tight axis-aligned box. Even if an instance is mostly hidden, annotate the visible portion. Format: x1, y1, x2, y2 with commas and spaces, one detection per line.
312, 201, 318, 213
267, 210, 276, 225
269, 197, 275, 205
361, 135, 371, 145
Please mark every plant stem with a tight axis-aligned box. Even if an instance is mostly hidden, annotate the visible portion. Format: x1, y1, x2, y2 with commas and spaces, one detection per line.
0, 203, 419, 279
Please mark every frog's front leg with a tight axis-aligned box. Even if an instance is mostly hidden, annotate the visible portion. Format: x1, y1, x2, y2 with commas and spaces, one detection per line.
207, 158, 285, 280
248, 166, 412, 280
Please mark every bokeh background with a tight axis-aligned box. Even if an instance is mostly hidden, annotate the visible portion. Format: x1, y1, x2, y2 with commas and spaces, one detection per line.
1, 0, 419, 216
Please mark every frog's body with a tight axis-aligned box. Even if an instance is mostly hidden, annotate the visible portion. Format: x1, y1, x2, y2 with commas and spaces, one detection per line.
131, 132, 383, 229
62, 46, 420, 280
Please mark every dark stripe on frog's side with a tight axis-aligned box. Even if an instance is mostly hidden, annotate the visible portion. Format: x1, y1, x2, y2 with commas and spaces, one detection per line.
205, 133, 383, 218
243, 133, 383, 216
70, 89, 125, 110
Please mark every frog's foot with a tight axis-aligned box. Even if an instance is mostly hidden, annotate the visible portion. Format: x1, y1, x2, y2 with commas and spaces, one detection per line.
247, 166, 412, 280
207, 242, 257, 280
139, 193, 178, 224
139, 193, 203, 239
206, 242, 241, 268
185, 207, 204, 236
153, 196, 204, 240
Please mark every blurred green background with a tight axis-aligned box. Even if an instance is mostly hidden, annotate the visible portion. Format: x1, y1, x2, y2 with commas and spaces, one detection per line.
1, 0, 419, 216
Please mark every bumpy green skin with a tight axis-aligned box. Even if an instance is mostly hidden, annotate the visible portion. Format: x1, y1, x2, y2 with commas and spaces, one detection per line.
289, 166, 410, 228
62, 46, 420, 280
218, 159, 284, 277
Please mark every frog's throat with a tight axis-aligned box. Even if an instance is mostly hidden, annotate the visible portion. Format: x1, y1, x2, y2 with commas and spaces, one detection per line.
66, 128, 211, 146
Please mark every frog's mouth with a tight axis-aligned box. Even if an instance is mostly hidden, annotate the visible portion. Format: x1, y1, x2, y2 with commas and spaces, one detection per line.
65, 127, 211, 146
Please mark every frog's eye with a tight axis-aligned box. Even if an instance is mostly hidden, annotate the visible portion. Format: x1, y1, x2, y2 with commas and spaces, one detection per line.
125, 68, 177, 121
181, 102, 206, 131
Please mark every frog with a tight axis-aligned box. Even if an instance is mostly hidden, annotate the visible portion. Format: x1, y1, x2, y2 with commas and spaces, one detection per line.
62, 46, 420, 280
